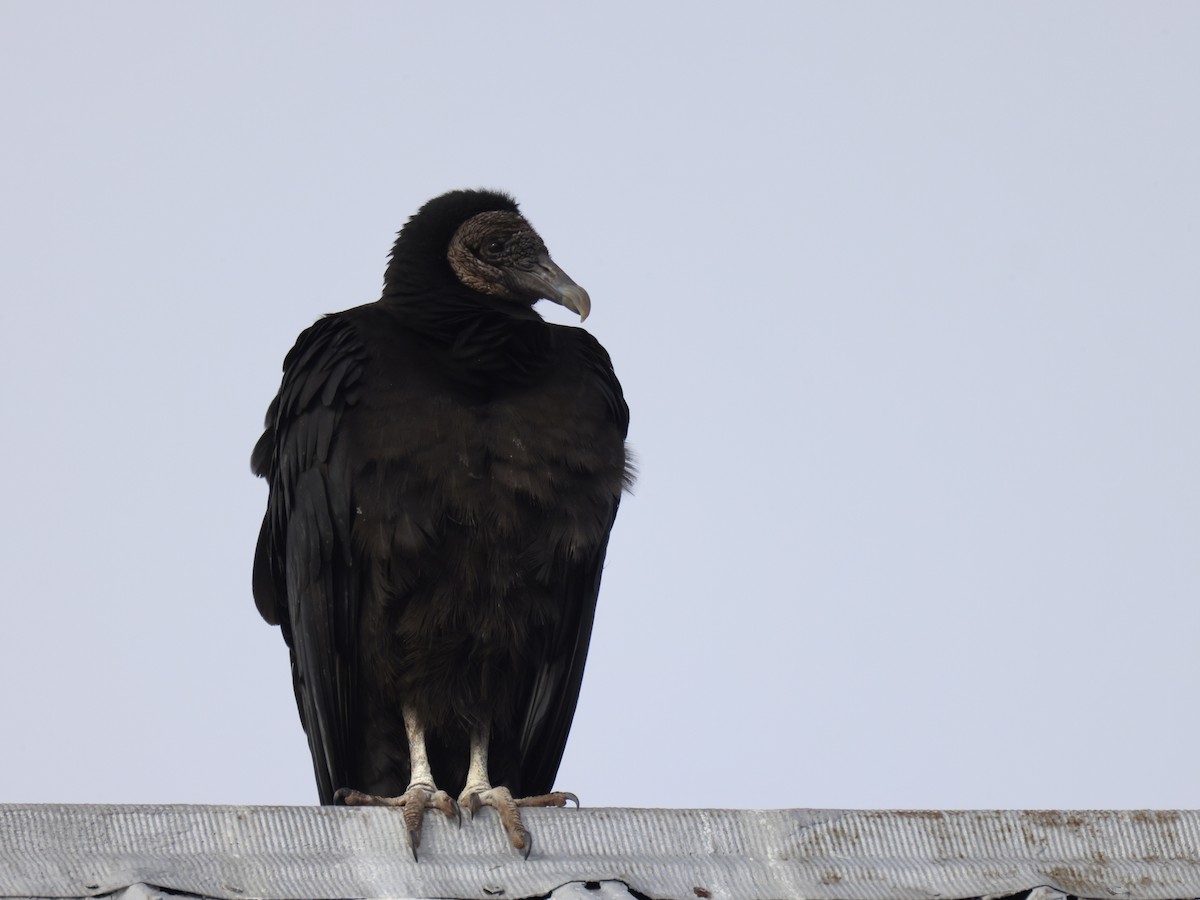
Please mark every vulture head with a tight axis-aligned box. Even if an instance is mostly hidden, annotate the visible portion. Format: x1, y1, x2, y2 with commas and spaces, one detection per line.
383, 189, 591, 321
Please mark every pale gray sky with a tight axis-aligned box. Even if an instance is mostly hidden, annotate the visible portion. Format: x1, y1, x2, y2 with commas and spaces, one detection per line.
1, 2, 1198, 811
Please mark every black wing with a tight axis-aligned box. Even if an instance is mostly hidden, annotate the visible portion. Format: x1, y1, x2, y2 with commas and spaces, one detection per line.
252, 314, 367, 804
514, 331, 631, 796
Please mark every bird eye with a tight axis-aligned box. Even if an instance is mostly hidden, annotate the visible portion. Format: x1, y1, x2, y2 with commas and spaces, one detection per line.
484, 237, 506, 256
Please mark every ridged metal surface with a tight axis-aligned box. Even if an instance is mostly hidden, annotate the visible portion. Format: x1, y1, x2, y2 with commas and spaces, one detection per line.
1, 805, 1198, 900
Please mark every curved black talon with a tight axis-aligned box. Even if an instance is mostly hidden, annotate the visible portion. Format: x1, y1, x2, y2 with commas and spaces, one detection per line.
408, 829, 420, 862
521, 831, 532, 861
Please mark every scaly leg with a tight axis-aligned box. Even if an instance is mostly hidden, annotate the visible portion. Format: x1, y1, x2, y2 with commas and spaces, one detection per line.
335, 704, 460, 861
457, 723, 579, 859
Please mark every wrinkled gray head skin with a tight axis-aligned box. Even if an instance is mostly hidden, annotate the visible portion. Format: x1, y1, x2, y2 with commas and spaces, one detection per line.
447, 210, 591, 321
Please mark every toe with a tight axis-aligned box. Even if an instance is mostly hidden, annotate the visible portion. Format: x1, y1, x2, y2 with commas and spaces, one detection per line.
475, 787, 532, 856
515, 790, 580, 809
334, 788, 377, 806
430, 789, 462, 826
400, 785, 431, 848
458, 788, 483, 819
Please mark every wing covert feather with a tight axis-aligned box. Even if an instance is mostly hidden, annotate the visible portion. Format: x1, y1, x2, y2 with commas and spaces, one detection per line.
252, 314, 367, 803
515, 330, 631, 795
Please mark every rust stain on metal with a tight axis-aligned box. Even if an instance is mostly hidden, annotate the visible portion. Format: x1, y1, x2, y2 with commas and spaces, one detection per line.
1047, 864, 1106, 896
820, 872, 843, 885
692, 888, 711, 898
1025, 810, 1086, 828
1132, 809, 1180, 825
826, 824, 862, 846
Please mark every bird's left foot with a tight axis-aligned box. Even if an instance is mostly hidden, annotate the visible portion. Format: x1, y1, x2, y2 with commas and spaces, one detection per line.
458, 785, 579, 858
336, 785, 461, 861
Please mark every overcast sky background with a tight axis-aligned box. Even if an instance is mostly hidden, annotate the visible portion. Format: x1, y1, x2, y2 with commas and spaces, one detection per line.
1, 3, 1197, 812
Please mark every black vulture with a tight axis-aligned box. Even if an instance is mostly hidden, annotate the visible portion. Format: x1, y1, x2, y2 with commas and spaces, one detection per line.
251, 189, 631, 858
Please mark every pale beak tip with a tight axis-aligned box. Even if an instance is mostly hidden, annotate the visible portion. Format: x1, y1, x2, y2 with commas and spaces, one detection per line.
562, 284, 591, 323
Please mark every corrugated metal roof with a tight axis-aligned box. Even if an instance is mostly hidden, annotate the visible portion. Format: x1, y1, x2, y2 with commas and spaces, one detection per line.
1, 805, 1198, 900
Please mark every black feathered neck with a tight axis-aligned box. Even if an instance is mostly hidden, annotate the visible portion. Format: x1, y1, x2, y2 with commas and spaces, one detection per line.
383, 189, 519, 297
380, 189, 552, 385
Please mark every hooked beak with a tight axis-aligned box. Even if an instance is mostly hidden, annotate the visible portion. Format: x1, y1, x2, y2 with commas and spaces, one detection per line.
509, 254, 592, 322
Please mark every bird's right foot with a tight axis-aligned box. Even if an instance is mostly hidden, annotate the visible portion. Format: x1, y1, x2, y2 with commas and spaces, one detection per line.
458, 784, 580, 859
335, 784, 461, 860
